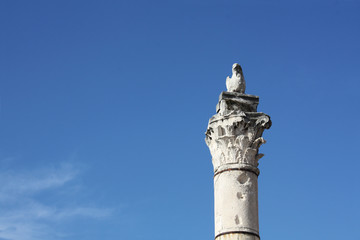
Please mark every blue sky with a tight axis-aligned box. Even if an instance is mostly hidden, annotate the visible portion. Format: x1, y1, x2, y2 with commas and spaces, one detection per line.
0, 0, 359, 239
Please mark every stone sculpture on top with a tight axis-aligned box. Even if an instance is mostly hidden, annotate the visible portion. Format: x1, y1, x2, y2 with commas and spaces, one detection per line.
226, 63, 246, 93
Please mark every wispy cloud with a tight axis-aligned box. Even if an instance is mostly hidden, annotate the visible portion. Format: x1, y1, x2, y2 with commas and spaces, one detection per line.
0, 163, 76, 201
0, 162, 112, 240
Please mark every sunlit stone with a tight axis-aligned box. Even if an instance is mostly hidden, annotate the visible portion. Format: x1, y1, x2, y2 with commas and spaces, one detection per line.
205, 64, 271, 240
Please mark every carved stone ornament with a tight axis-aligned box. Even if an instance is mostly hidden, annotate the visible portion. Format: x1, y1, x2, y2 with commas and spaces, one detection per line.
226, 63, 246, 93
205, 112, 271, 174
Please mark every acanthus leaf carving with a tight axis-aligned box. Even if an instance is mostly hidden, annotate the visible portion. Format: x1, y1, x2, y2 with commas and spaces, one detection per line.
205, 112, 271, 172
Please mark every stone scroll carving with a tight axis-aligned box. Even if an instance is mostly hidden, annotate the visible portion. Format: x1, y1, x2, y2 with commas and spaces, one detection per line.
205, 113, 271, 172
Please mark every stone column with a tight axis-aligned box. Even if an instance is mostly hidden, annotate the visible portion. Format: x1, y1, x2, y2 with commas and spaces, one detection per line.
205, 64, 271, 240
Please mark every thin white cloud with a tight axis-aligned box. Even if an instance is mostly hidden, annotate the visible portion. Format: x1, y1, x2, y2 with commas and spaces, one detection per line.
0, 163, 77, 201
0, 162, 112, 240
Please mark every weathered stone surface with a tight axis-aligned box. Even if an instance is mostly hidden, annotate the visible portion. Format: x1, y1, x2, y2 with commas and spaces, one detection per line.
214, 170, 259, 237
216, 92, 259, 115
205, 64, 271, 240
226, 63, 246, 93
205, 112, 271, 173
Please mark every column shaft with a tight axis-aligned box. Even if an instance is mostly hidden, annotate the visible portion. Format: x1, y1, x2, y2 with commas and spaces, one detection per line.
214, 170, 259, 239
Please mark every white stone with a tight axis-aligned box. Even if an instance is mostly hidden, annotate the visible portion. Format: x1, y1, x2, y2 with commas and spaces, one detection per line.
205, 64, 271, 240
214, 170, 259, 237
226, 63, 246, 93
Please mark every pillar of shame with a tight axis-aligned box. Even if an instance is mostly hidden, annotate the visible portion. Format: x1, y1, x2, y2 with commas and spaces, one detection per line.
205, 63, 271, 240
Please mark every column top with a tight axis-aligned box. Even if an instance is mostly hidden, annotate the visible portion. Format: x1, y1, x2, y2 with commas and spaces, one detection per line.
205, 63, 271, 173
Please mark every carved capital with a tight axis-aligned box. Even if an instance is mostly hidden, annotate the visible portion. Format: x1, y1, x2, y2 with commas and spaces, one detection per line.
205, 113, 271, 173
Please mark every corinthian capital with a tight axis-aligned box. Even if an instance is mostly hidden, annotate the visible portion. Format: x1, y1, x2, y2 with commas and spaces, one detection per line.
205, 92, 271, 174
